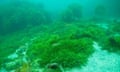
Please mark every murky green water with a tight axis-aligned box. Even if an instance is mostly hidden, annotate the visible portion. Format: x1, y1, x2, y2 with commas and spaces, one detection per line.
0, 0, 120, 72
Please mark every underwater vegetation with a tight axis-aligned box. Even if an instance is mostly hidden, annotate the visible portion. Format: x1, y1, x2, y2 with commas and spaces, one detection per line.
92, 4, 107, 22
47, 21, 107, 42
27, 33, 94, 69
110, 20, 120, 34
0, 1, 52, 35
0, 0, 120, 71
102, 35, 120, 54
0, 22, 52, 68
100, 20, 120, 54
0, 32, 29, 67
79, 24, 107, 42
60, 3, 82, 23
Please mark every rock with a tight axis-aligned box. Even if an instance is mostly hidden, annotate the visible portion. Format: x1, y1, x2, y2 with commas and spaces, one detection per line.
43, 63, 63, 72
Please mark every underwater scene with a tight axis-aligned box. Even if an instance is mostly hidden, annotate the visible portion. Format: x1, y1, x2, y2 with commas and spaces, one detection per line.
0, 0, 120, 72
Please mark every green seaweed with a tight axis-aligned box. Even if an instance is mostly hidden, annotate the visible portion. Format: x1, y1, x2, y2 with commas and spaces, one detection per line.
60, 3, 82, 23
102, 35, 120, 54
110, 20, 120, 34
27, 33, 94, 69
92, 4, 107, 22
79, 24, 107, 42
0, 1, 51, 35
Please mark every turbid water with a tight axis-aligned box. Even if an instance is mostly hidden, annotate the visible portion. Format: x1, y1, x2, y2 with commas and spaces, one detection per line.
0, 0, 120, 72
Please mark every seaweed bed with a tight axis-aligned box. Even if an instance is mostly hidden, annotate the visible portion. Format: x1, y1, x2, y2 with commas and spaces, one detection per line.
0, 1, 120, 72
